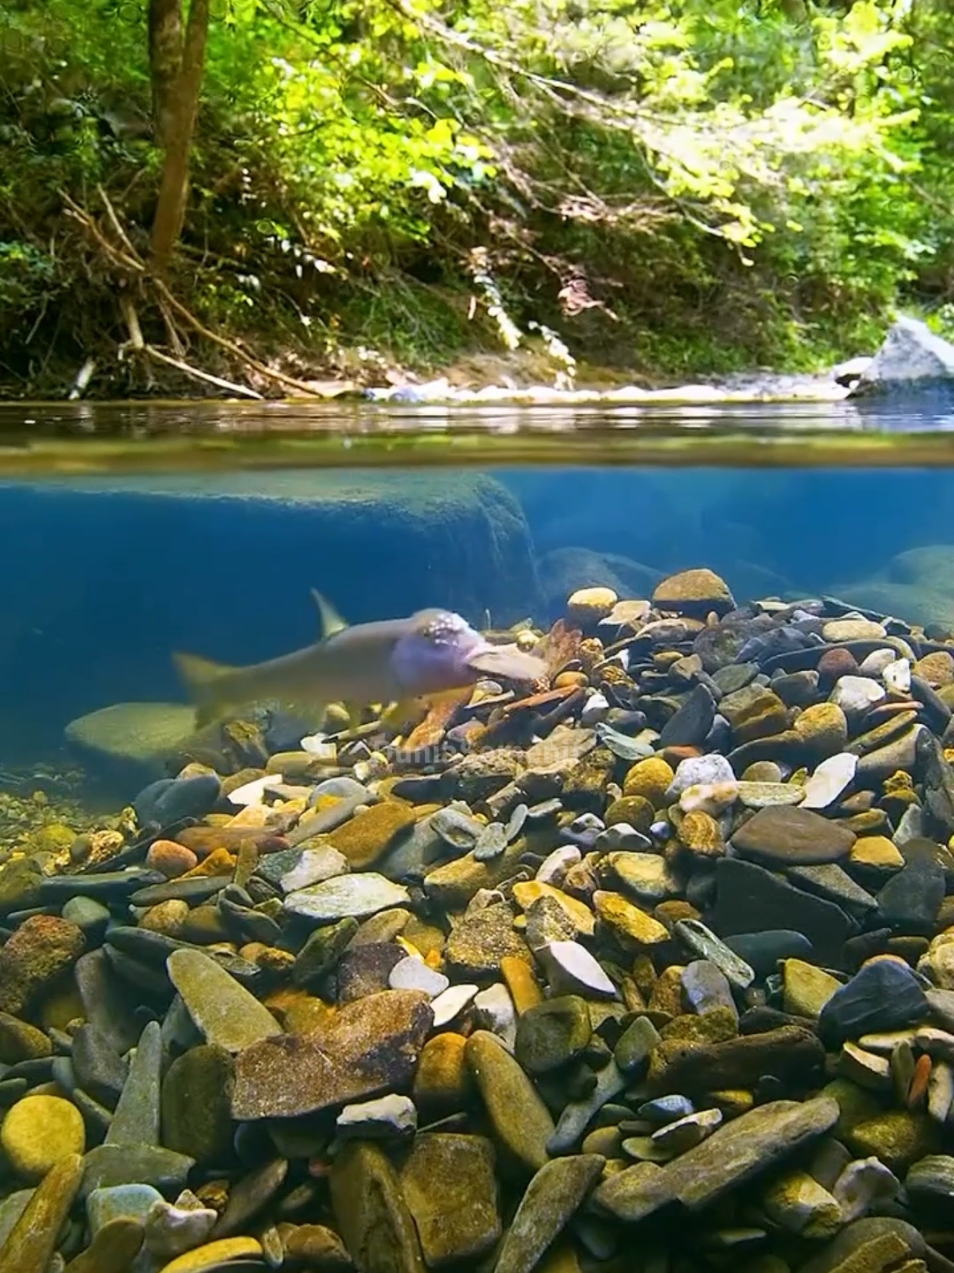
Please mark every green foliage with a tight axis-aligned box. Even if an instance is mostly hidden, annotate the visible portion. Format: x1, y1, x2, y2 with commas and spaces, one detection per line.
0, 0, 953, 389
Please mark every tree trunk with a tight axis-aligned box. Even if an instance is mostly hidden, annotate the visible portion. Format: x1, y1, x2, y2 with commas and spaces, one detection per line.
150, 0, 210, 271
147, 0, 183, 149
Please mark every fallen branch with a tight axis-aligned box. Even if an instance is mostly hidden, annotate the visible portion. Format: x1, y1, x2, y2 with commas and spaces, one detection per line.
145, 344, 264, 397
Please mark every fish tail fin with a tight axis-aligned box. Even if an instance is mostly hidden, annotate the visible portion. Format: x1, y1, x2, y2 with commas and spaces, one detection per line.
173, 651, 239, 729
310, 589, 348, 639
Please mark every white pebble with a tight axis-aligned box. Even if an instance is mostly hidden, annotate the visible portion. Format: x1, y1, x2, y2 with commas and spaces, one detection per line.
429, 983, 478, 1029
337, 1093, 417, 1140
535, 845, 582, 886
473, 983, 517, 1050
227, 773, 277, 807
537, 940, 617, 999
832, 1157, 900, 1223
829, 675, 886, 719
858, 649, 897, 676
144, 1197, 217, 1259
580, 691, 610, 725
883, 657, 911, 695
388, 956, 449, 998
679, 780, 740, 816
800, 752, 858, 810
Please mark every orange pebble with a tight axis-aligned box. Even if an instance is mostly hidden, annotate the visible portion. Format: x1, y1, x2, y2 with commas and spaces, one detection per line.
145, 839, 198, 879
908, 1052, 932, 1109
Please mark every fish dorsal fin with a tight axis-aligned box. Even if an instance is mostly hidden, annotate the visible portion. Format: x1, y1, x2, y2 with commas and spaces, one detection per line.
311, 589, 348, 640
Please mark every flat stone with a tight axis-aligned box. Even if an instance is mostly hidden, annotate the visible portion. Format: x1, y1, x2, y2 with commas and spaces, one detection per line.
105, 1019, 162, 1146
444, 901, 530, 979
465, 1030, 555, 1172
730, 805, 855, 865
210, 1156, 288, 1238
592, 1097, 839, 1220
652, 1108, 722, 1154
736, 781, 805, 808
66, 1217, 145, 1273
614, 1016, 661, 1073
87, 1183, 163, 1233
0, 915, 85, 1017
167, 948, 281, 1052
337, 1093, 417, 1141
0, 1152, 83, 1273
514, 997, 592, 1075
648, 1025, 825, 1096
284, 873, 410, 923
143, 1197, 217, 1260
330, 801, 417, 870
762, 1169, 841, 1238
134, 772, 221, 828
782, 959, 842, 1017
399, 1134, 501, 1267
674, 919, 754, 990
232, 990, 432, 1119
80, 1144, 195, 1199
161, 1045, 235, 1165
593, 892, 669, 946
150, 1237, 262, 1271
680, 960, 738, 1017
824, 619, 887, 643
830, 676, 887, 721
723, 929, 813, 975
72, 1024, 128, 1109
785, 862, 877, 910
548, 1061, 627, 1155
494, 1155, 605, 1273
801, 753, 858, 810
653, 568, 735, 618
712, 858, 855, 967
536, 941, 617, 999
658, 684, 716, 748
430, 983, 479, 1028
818, 960, 930, 1045
850, 835, 904, 870
331, 1142, 424, 1273
604, 852, 680, 903
875, 846, 945, 933
255, 845, 349, 894
388, 956, 449, 997
857, 726, 924, 780
336, 943, 406, 1003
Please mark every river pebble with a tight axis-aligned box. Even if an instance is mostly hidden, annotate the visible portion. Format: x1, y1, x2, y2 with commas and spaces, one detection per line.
7, 573, 954, 1273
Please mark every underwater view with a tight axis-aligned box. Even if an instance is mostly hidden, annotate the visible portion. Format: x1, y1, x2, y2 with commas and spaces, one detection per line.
5, 402, 954, 1273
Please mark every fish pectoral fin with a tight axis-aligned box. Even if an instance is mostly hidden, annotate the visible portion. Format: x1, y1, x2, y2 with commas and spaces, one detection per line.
310, 589, 349, 639
466, 645, 548, 683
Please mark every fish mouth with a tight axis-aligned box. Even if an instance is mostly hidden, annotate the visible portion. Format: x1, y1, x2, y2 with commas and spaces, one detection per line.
464, 641, 548, 683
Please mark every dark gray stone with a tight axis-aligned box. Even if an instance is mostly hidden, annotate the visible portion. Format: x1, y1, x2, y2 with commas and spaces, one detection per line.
817, 959, 930, 1046
712, 858, 856, 967
658, 685, 716, 749
723, 930, 814, 976
72, 1024, 128, 1110
134, 772, 222, 829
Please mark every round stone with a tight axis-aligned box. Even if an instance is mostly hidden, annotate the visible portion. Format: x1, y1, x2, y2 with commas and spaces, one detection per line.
0, 1094, 86, 1181
622, 758, 675, 808
567, 587, 618, 626
652, 569, 735, 618
604, 795, 655, 833
145, 839, 198, 879
793, 703, 848, 759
